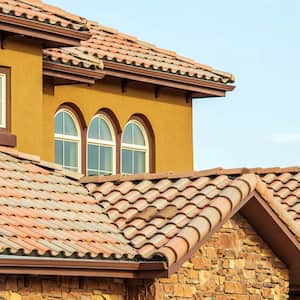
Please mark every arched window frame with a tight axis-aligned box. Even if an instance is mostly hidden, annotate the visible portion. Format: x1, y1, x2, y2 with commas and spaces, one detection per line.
87, 114, 117, 176
54, 108, 82, 173
121, 119, 150, 174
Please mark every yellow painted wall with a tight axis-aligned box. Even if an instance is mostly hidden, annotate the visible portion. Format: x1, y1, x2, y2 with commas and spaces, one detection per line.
43, 78, 194, 173
1, 39, 193, 173
0, 39, 43, 155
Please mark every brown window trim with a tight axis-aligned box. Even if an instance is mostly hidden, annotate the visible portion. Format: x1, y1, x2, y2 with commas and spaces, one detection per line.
56, 103, 87, 174
0, 66, 16, 147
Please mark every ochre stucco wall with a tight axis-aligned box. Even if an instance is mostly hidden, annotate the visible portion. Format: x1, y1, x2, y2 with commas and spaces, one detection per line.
0, 39, 43, 155
43, 78, 193, 173
153, 214, 289, 300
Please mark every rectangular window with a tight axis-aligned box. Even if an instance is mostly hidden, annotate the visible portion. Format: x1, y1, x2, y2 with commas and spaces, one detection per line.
0, 73, 6, 128
0, 67, 10, 130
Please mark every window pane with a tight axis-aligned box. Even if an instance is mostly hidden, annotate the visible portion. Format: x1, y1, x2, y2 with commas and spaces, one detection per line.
100, 118, 112, 141
122, 149, 133, 174
88, 118, 99, 139
63, 141, 78, 170
54, 139, 63, 165
122, 123, 133, 144
0, 75, 4, 127
88, 144, 99, 173
63, 112, 77, 136
134, 151, 145, 173
133, 124, 145, 146
55, 112, 63, 134
100, 146, 112, 174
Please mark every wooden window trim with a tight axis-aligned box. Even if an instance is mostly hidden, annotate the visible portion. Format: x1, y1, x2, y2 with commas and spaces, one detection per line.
0, 66, 16, 147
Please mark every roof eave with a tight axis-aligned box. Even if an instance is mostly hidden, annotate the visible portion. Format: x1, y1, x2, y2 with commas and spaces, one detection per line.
0, 13, 91, 47
0, 256, 168, 279
103, 61, 235, 98
43, 61, 105, 85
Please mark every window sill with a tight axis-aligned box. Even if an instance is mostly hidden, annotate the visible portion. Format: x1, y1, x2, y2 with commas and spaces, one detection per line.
0, 132, 17, 147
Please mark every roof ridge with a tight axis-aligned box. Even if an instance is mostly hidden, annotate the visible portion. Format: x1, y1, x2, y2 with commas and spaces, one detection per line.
81, 166, 300, 184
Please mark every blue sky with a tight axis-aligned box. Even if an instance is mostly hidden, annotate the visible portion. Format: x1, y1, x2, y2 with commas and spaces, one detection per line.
47, 0, 300, 169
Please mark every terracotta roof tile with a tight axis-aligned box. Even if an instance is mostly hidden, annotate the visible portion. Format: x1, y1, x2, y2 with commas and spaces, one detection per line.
0, 0, 88, 31
0, 148, 137, 259
43, 21, 235, 84
84, 173, 257, 265
0, 148, 298, 267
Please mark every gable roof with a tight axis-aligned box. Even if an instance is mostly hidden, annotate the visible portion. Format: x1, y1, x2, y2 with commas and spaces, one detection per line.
0, 0, 91, 46
43, 22, 235, 95
0, 148, 298, 280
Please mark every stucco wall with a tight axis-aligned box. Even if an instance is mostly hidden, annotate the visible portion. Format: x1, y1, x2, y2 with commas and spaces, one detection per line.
0, 39, 43, 155
154, 214, 289, 300
43, 78, 193, 173
0, 276, 125, 300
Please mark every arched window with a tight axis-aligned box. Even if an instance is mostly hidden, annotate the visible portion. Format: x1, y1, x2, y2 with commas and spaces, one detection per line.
54, 109, 81, 172
87, 115, 116, 176
121, 120, 149, 174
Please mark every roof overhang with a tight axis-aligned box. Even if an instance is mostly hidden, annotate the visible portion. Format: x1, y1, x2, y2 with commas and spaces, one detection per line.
103, 61, 235, 98
0, 256, 168, 279
43, 61, 105, 85
0, 13, 91, 47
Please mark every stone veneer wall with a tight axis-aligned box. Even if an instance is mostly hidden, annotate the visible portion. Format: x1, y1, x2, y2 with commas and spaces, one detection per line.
154, 214, 289, 300
0, 214, 290, 300
0, 276, 125, 300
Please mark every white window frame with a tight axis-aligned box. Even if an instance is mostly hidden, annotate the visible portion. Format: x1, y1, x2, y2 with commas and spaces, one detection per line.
121, 120, 149, 174
54, 109, 81, 172
0, 73, 6, 129
87, 114, 116, 175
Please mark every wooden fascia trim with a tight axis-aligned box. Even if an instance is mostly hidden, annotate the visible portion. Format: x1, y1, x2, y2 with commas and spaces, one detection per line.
43, 62, 105, 85
0, 257, 168, 279
0, 14, 91, 47
104, 61, 234, 96
167, 192, 255, 276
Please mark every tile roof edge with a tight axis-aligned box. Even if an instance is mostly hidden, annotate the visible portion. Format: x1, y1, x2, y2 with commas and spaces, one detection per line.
0, 146, 40, 163
255, 178, 300, 241
81, 166, 300, 184
0, 147, 83, 180
86, 20, 234, 82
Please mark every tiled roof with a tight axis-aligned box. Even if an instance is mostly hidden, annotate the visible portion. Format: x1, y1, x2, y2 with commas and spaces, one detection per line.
0, 0, 88, 31
84, 172, 257, 265
258, 168, 300, 241
43, 48, 103, 71
44, 21, 235, 84
0, 147, 136, 259
0, 149, 298, 267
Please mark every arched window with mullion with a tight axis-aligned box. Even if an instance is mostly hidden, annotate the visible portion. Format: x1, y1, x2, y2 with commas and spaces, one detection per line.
54, 109, 81, 172
121, 121, 149, 174
87, 115, 116, 176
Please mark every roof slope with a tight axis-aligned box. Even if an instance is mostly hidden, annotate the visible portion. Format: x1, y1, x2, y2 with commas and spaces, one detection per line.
44, 21, 235, 84
84, 172, 257, 265
0, 148, 136, 259
0, 0, 88, 31
0, 148, 298, 272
